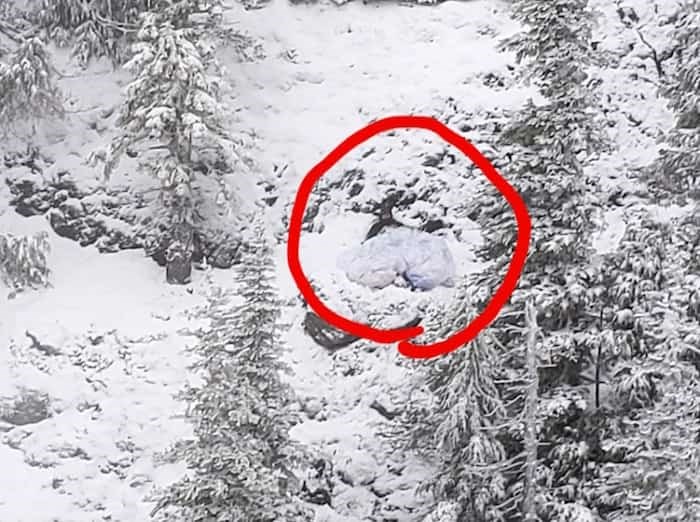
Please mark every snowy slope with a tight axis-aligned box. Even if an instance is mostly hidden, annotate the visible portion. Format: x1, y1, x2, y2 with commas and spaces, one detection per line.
227, 1, 535, 520
1, 0, 688, 520
0, 208, 203, 521
0, 1, 532, 519
587, 0, 690, 254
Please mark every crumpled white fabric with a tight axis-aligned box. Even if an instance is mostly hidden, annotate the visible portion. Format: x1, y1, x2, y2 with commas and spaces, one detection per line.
337, 228, 456, 290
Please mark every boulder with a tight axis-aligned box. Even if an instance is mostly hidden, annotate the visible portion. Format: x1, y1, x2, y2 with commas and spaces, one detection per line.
337, 454, 378, 487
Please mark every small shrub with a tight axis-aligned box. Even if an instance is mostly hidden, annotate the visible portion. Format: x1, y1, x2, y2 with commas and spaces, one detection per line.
0, 388, 51, 426
0, 231, 51, 294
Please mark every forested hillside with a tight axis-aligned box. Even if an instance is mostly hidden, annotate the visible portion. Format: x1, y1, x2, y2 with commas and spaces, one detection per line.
0, 0, 698, 521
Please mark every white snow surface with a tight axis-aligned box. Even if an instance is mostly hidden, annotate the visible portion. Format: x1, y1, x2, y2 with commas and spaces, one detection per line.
0, 208, 208, 521
338, 227, 456, 290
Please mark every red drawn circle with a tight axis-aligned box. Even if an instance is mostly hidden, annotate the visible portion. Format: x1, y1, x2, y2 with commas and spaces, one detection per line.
287, 115, 531, 359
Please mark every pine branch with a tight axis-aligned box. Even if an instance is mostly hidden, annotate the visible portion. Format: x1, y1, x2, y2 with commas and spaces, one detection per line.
0, 20, 23, 43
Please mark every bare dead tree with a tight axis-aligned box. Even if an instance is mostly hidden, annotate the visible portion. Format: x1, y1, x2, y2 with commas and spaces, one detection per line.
595, 306, 604, 410
613, 0, 678, 80
522, 299, 540, 521
636, 28, 666, 78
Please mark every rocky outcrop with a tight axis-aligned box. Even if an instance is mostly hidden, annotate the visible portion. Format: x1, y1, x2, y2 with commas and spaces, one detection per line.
303, 310, 422, 350
5, 169, 243, 269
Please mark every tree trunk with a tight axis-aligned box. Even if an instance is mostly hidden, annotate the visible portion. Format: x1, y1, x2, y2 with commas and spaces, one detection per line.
522, 299, 540, 521
166, 245, 192, 284
165, 225, 193, 285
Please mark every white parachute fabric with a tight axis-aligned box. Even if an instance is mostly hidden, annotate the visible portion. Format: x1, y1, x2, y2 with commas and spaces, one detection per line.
337, 228, 456, 290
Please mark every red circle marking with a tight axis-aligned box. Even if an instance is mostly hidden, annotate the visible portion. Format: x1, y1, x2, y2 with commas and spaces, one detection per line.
287, 115, 531, 359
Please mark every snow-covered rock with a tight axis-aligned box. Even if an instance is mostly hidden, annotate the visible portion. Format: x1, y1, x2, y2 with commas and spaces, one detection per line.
302, 397, 325, 420
337, 228, 456, 291
421, 500, 460, 522
337, 452, 378, 487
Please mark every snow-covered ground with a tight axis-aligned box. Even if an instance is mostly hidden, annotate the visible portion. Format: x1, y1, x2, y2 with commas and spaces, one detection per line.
587, 0, 690, 255
1, 205, 201, 520
0, 0, 689, 520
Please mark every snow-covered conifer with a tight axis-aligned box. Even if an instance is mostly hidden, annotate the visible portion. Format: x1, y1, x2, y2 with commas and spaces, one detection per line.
470, 0, 607, 518
587, 210, 700, 518
0, 36, 63, 132
582, 3, 700, 516
405, 282, 509, 521
652, 2, 700, 199
37, 0, 154, 66
36, 0, 228, 66
104, 9, 233, 272
151, 223, 312, 521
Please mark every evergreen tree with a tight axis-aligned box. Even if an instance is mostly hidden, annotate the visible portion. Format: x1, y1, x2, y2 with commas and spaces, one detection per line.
470, 0, 608, 519
577, 3, 700, 510
36, 0, 154, 66
0, 36, 63, 132
583, 213, 700, 520
151, 223, 312, 521
0, 0, 31, 52
405, 280, 510, 522
103, 7, 233, 274
650, 1, 700, 200
404, 2, 608, 518
577, 3, 700, 517
35, 0, 232, 67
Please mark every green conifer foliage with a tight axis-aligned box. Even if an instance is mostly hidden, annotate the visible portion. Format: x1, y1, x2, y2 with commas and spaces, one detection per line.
471, 0, 608, 519
652, 2, 700, 200
37, 0, 155, 66
104, 8, 232, 258
152, 224, 312, 521
0, 36, 63, 132
400, 281, 510, 522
